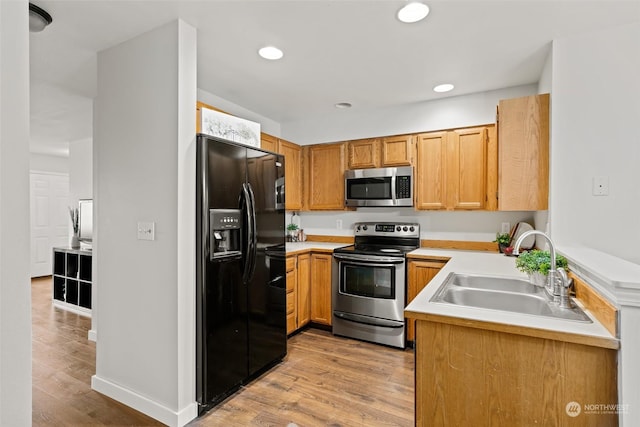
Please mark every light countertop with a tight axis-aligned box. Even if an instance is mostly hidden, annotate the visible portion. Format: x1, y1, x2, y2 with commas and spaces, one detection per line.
286, 241, 348, 255
405, 248, 618, 349
284, 241, 618, 349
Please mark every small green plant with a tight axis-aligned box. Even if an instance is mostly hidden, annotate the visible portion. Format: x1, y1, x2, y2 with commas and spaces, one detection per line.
493, 233, 511, 245
286, 223, 299, 231
515, 249, 568, 275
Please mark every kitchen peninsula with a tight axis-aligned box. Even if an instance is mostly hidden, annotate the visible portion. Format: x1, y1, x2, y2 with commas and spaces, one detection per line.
405, 248, 618, 426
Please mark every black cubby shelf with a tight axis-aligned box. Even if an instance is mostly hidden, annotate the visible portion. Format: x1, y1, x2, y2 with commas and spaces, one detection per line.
52, 247, 92, 317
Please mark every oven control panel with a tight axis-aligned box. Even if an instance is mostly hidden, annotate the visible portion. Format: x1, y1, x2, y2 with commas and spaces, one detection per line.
354, 222, 420, 238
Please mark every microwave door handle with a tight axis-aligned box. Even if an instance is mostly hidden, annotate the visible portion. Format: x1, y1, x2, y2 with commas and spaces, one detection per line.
390, 174, 397, 204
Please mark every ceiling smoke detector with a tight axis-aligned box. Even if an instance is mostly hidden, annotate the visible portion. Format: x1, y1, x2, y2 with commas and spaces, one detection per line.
29, 3, 53, 32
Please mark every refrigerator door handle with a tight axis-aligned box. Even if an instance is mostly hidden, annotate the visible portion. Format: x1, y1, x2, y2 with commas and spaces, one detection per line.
241, 183, 254, 283
246, 182, 258, 281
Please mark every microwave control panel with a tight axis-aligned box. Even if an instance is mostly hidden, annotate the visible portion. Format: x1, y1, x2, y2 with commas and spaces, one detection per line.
395, 176, 411, 198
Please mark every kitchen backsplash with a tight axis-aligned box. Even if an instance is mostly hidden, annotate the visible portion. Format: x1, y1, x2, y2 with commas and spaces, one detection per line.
290, 209, 546, 242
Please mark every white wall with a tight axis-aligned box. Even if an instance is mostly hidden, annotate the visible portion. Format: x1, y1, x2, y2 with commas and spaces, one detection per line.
92, 19, 197, 426
30, 152, 69, 174
551, 23, 640, 265
283, 84, 542, 241
0, 0, 32, 424
197, 88, 281, 137
68, 138, 93, 203
297, 209, 534, 242
282, 84, 537, 145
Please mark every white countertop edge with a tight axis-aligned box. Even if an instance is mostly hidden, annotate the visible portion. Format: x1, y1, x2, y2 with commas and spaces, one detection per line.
404, 250, 616, 343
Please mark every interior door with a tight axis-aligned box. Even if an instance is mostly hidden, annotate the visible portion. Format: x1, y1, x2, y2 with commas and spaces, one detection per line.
30, 172, 69, 277
245, 147, 286, 376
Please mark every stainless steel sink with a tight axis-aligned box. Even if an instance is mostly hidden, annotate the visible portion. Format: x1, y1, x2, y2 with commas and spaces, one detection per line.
430, 273, 592, 322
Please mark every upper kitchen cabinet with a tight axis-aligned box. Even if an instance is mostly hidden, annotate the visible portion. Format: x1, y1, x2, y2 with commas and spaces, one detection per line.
415, 126, 490, 210
348, 138, 380, 169
497, 93, 549, 211
277, 138, 303, 211
304, 143, 347, 210
261, 133, 278, 152
381, 134, 414, 166
347, 135, 414, 169
415, 131, 447, 209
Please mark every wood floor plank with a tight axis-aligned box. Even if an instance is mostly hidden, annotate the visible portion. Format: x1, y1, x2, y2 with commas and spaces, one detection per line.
31, 276, 415, 426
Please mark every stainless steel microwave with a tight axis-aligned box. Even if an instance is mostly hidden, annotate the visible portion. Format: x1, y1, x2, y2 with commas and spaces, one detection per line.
344, 166, 413, 207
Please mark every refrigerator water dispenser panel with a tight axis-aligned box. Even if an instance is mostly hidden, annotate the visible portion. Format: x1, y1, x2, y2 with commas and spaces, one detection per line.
209, 209, 242, 260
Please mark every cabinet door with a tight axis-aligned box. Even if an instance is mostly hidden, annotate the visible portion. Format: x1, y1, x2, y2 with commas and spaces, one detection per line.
307, 143, 346, 210
382, 134, 413, 166
415, 132, 447, 210
278, 139, 303, 211
498, 94, 549, 210
448, 127, 487, 210
297, 253, 311, 328
285, 256, 297, 334
261, 133, 278, 153
406, 259, 447, 342
310, 253, 332, 325
348, 139, 379, 169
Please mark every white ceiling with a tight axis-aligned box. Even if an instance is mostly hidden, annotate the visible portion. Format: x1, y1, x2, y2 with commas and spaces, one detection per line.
29, 0, 640, 156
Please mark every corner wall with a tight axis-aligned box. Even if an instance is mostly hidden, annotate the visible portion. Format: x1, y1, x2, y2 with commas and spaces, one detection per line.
0, 0, 32, 424
92, 19, 197, 426
550, 23, 640, 265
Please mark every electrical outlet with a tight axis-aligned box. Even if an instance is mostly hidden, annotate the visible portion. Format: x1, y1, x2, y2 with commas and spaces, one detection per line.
501, 222, 511, 235
137, 221, 155, 240
336, 219, 342, 229
592, 176, 609, 196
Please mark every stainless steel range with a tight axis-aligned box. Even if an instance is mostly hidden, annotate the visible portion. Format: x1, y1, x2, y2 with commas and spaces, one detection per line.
332, 222, 420, 348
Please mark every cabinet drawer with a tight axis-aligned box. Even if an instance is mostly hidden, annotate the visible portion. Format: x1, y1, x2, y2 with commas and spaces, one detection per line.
286, 257, 296, 272
286, 291, 295, 314
287, 313, 296, 334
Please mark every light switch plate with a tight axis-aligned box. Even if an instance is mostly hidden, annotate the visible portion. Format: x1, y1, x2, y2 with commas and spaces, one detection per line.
592, 176, 609, 196
137, 221, 155, 240
501, 222, 511, 234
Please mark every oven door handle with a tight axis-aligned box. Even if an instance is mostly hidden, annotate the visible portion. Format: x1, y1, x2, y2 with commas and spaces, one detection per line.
332, 253, 405, 264
334, 311, 405, 328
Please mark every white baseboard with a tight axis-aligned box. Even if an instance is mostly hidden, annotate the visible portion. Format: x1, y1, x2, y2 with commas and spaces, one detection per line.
87, 329, 97, 342
91, 375, 198, 427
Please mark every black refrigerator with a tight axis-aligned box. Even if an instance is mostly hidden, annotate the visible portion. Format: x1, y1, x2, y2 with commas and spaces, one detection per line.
196, 134, 287, 414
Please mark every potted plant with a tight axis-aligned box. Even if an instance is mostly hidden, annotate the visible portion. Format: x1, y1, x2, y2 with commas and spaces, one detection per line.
515, 249, 568, 286
286, 223, 299, 242
493, 232, 511, 253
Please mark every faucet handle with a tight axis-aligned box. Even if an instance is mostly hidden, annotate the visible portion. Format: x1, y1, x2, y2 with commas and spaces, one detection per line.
556, 267, 572, 288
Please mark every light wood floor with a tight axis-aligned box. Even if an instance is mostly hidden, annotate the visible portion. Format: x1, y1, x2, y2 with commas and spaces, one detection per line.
31, 276, 415, 426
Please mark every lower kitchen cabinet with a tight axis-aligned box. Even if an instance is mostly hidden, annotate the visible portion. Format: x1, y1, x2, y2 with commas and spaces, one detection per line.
285, 252, 312, 335
310, 253, 332, 326
285, 256, 297, 334
406, 258, 447, 342
414, 319, 618, 426
52, 247, 92, 317
297, 253, 311, 327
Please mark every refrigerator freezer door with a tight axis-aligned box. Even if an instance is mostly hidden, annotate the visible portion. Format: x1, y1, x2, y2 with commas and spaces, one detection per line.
246, 148, 286, 376
196, 136, 249, 410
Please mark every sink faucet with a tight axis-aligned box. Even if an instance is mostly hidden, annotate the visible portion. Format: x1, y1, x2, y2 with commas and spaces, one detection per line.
513, 230, 573, 308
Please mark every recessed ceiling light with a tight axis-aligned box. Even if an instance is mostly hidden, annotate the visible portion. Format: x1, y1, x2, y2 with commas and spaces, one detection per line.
258, 46, 284, 60
433, 83, 454, 93
397, 2, 430, 24
335, 102, 352, 109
